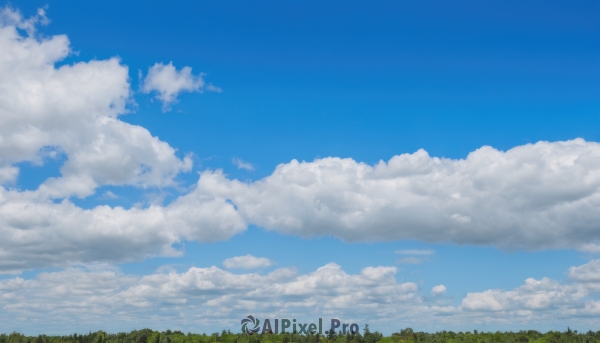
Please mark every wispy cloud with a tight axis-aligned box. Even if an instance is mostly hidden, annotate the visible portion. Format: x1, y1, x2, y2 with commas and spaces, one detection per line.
222, 254, 273, 269
396, 249, 435, 255
99, 191, 119, 200
396, 257, 421, 264
232, 157, 255, 171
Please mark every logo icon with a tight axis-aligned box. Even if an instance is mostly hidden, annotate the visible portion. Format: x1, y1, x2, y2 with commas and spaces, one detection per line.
241, 315, 261, 334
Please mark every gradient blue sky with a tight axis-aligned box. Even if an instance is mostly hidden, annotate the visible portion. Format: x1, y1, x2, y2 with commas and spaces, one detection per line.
1, 0, 600, 335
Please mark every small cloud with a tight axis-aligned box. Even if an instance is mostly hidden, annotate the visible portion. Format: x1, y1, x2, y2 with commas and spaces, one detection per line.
223, 255, 273, 269
232, 157, 255, 171
396, 257, 421, 264
141, 62, 219, 112
431, 284, 447, 296
578, 243, 600, 254
206, 83, 222, 92
395, 249, 435, 255
99, 191, 119, 200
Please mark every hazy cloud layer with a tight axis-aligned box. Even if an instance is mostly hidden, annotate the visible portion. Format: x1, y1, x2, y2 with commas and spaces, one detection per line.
3, 261, 600, 334
396, 249, 435, 255
0, 263, 421, 334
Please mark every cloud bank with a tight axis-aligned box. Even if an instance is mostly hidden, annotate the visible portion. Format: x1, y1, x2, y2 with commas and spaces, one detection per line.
195, 138, 600, 251
3, 261, 600, 334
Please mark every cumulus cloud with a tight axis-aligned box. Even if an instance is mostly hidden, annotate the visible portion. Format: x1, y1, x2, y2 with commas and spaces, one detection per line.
142, 62, 219, 111
568, 259, 600, 283
0, 8, 243, 272
2, 6, 600, 275
431, 285, 446, 296
3, 261, 600, 334
462, 278, 588, 312
0, 263, 420, 334
193, 139, 600, 251
223, 255, 273, 269
0, 7, 193, 198
0, 188, 246, 272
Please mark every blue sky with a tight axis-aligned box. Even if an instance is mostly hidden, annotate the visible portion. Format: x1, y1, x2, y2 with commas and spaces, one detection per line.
0, 0, 599, 335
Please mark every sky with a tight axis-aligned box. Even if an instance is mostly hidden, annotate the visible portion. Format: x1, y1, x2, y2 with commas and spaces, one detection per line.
0, 0, 599, 335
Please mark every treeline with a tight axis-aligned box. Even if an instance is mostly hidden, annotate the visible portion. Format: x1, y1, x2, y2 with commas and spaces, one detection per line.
1, 327, 599, 343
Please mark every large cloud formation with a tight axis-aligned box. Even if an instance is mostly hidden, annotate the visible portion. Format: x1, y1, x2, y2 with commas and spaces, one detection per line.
2, 260, 600, 334
196, 138, 600, 250
0, 7, 599, 274
0, 7, 245, 272
0, 8, 193, 198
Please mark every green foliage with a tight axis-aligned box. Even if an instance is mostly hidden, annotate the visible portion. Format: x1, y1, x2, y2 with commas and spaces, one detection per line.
2, 328, 600, 343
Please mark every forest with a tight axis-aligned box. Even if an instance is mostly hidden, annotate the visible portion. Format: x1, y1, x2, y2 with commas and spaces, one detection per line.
1, 327, 598, 343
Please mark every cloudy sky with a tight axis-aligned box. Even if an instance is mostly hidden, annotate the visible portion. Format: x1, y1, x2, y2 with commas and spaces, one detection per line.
0, 0, 599, 335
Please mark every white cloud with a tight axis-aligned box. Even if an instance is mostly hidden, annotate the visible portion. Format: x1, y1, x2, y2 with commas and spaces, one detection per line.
142, 62, 219, 111
4, 261, 600, 334
223, 255, 273, 269
99, 190, 119, 199
0, 7, 193, 198
396, 249, 435, 255
193, 139, 600, 251
568, 259, 600, 283
0, 188, 246, 272
206, 83, 222, 92
232, 157, 255, 171
431, 285, 446, 296
0, 6, 49, 36
2, 6, 600, 276
462, 278, 588, 312
0, 263, 420, 334
0, 10, 244, 272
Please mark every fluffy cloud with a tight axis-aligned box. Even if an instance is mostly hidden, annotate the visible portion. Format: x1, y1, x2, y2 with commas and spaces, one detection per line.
142, 62, 219, 111
0, 187, 246, 272
0, 8, 243, 272
193, 139, 600, 251
4, 261, 600, 334
0, 263, 421, 334
431, 285, 446, 296
0, 7, 192, 198
568, 259, 600, 283
2, 6, 600, 275
462, 278, 588, 312
223, 255, 273, 269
